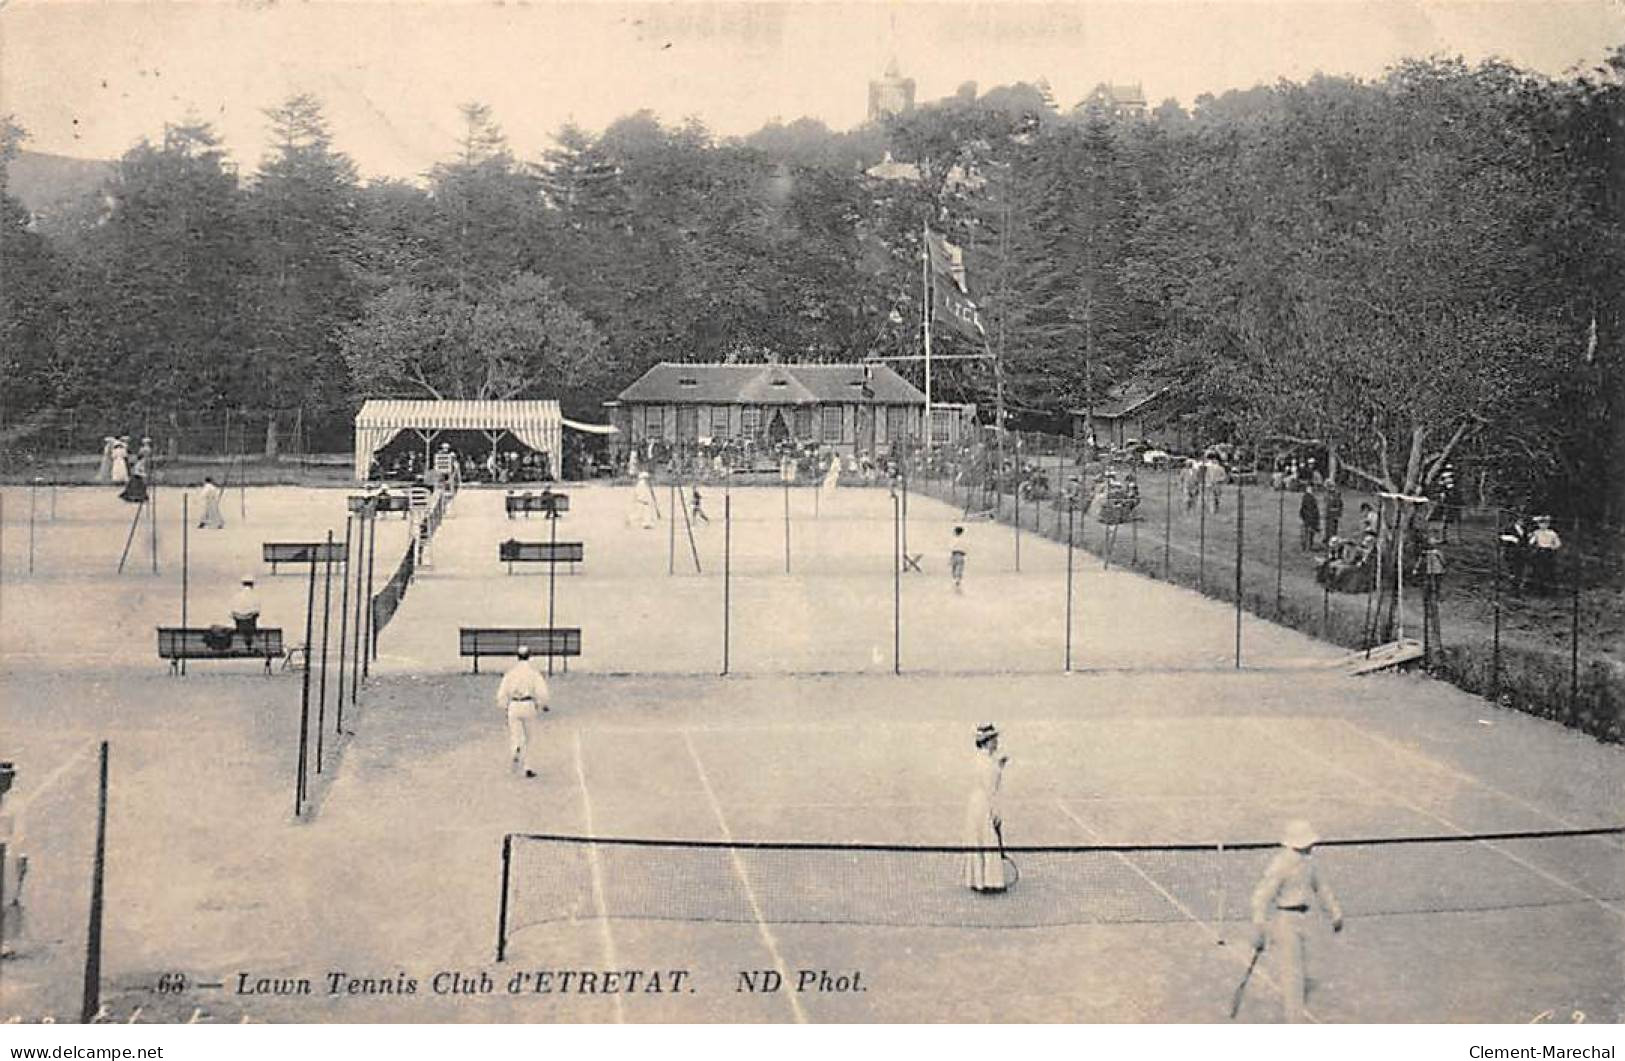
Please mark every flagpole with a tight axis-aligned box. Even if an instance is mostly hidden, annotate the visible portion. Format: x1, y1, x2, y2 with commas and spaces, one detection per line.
923, 220, 933, 453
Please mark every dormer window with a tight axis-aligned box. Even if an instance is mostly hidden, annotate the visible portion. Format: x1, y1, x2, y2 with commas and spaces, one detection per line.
678, 377, 699, 387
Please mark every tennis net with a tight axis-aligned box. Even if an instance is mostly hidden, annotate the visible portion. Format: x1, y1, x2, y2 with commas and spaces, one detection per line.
494, 826, 1625, 959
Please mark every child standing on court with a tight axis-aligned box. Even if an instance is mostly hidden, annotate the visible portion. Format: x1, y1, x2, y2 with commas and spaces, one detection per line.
950, 525, 967, 593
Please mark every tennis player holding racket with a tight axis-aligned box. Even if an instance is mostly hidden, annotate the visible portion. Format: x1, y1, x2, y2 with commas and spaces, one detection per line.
965, 723, 1012, 893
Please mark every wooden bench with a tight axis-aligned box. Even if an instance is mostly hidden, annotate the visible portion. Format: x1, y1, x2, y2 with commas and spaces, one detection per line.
157, 627, 286, 674
499, 539, 585, 575
459, 627, 581, 673
263, 542, 348, 574
348, 493, 412, 517
505, 492, 570, 518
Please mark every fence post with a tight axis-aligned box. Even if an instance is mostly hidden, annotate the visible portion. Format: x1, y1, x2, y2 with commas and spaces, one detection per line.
496, 833, 513, 963
78, 741, 110, 1024
1235, 488, 1244, 669
547, 509, 559, 677
181, 495, 189, 676
668, 482, 676, 576
1571, 517, 1581, 711
28, 477, 36, 575
316, 530, 335, 773
1163, 469, 1171, 579
1198, 478, 1207, 593
1276, 489, 1285, 617
351, 507, 369, 701
336, 515, 352, 733
1014, 477, 1021, 572
296, 551, 317, 817
365, 505, 378, 667
1491, 515, 1501, 701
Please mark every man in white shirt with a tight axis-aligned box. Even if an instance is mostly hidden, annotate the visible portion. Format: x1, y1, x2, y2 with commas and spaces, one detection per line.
495, 645, 548, 779
1529, 516, 1563, 588
1249, 820, 1343, 1022
229, 575, 263, 648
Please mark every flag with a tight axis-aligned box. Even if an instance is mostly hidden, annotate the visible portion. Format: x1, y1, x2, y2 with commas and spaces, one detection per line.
925, 226, 985, 342
926, 228, 969, 293
934, 281, 986, 342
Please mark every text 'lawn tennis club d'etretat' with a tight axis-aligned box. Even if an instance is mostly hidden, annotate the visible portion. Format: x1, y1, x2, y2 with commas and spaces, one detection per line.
231, 966, 865, 998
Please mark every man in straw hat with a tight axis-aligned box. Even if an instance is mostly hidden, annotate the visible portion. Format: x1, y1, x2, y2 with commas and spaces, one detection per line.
1528, 515, 1563, 589
964, 723, 1010, 893
1249, 819, 1343, 1022
229, 574, 263, 649
495, 645, 548, 779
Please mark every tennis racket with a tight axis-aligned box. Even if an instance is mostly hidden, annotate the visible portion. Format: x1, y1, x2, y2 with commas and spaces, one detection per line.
1229, 944, 1262, 1019
994, 821, 1019, 890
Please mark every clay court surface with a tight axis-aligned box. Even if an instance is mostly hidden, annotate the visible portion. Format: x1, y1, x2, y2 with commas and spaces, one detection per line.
1, 483, 1620, 1023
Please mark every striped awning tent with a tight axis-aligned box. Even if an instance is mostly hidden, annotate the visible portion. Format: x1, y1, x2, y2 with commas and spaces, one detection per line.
354, 400, 567, 481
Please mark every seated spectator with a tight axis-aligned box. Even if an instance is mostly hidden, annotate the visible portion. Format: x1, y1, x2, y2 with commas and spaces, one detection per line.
230, 575, 263, 648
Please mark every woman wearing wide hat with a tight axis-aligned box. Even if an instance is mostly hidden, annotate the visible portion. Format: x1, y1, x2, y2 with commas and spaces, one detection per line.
964, 723, 1010, 893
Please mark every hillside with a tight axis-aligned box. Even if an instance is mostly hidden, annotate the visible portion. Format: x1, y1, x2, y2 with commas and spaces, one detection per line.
4, 149, 114, 216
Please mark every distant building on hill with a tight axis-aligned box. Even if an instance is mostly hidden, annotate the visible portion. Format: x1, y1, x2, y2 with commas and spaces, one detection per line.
1074, 83, 1149, 120
868, 58, 917, 121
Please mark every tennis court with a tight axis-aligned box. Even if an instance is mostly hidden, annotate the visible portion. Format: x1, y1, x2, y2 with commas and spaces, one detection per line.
0, 482, 1619, 1023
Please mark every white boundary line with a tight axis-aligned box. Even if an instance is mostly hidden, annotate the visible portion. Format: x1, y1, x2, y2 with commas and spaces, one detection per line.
1331, 717, 1618, 839
1252, 719, 1625, 921
681, 730, 807, 1024
572, 730, 625, 1024
9, 739, 99, 839
1052, 798, 1307, 1022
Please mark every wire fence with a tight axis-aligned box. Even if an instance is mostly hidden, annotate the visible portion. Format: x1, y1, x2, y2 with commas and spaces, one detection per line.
0, 407, 353, 483
897, 430, 1622, 744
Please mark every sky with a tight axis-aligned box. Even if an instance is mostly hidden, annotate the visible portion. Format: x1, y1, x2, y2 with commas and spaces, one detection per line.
3, 1, 1621, 180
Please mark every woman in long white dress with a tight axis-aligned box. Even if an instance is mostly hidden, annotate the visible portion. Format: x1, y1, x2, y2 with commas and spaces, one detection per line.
109, 437, 130, 485
964, 723, 1009, 893
96, 437, 115, 481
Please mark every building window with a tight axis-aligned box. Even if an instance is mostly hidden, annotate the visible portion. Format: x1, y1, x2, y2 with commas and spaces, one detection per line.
709, 406, 732, 438
794, 407, 813, 439
741, 406, 762, 438
645, 405, 664, 438
678, 405, 699, 442
888, 407, 906, 441
822, 406, 844, 443
931, 408, 952, 443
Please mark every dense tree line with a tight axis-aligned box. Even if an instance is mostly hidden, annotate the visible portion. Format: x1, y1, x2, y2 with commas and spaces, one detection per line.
1, 50, 1619, 518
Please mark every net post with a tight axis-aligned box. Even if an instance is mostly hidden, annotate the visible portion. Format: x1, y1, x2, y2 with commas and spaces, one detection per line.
296, 551, 317, 817
1065, 500, 1075, 672
721, 491, 731, 676
336, 515, 352, 732
181, 496, 189, 677
1214, 841, 1226, 945
547, 509, 559, 678
892, 485, 901, 675
79, 741, 110, 1024
317, 530, 335, 773
150, 478, 159, 575
365, 504, 378, 668
496, 833, 513, 963
1235, 486, 1244, 670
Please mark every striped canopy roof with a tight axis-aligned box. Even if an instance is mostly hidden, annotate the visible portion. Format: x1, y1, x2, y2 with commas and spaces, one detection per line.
354, 400, 565, 480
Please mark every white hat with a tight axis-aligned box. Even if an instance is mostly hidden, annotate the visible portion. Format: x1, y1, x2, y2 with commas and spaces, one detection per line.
241, 574, 256, 585
1283, 820, 1319, 850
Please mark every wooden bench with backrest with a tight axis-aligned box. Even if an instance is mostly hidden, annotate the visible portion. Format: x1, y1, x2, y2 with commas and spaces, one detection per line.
499, 539, 585, 575
505, 491, 570, 518
157, 627, 286, 674
348, 492, 412, 518
262, 541, 348, 574
458, 627, 581, 673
